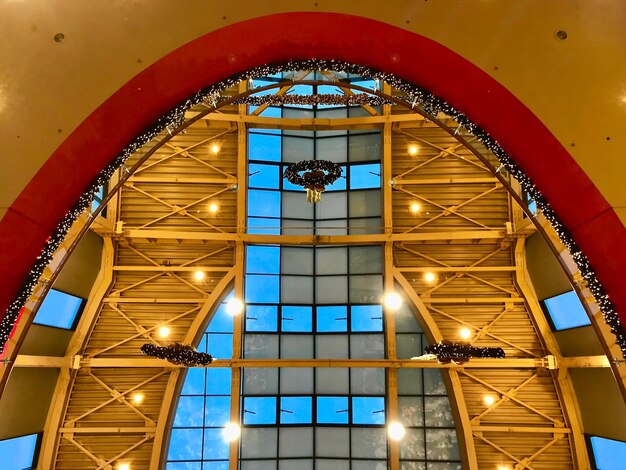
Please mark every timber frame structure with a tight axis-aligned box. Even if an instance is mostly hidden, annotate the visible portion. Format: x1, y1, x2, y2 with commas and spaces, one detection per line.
4, 72, 625, 469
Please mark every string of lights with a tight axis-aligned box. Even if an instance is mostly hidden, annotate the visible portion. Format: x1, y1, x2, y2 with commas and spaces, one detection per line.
425, 340, 506, 365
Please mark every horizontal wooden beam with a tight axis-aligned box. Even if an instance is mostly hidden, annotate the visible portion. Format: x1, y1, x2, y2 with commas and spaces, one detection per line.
397, 266, 516, 272
59, 427, 156, 434
128, 176, 237, 185
393, 177, 498, 186
422, 297, 526, 303
472, 426, 571, 434
113, 266, 232, 272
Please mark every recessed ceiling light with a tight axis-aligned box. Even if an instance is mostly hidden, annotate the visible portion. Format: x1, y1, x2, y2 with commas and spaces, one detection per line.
117, 463, 130, 470
483, 394, 496, 406
459, 327, 472, 340
384, 292, 403, 311
194, 270, 206, 281
387, 421, 406, 440
423, 272, 436, 283
410, 203, 421, 214
210, 143, 221, 155
158, 326, 171, 338
131, 393, 145, 405
208, 203, 219, 214
408, 143, 419, 156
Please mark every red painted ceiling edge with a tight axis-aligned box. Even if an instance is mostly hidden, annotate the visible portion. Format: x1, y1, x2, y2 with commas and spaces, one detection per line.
1, 12, 625, 329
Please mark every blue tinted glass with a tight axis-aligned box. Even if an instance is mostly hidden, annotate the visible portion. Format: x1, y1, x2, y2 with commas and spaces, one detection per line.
325, 166, 347, 191
351, 305, 383, 332
167, 463, 202, 470
206, 368, 231, 395
203, 428, 229, 460
251, 79, 278, 96
283, 169, 306, 192
203, 462, 228, 470
249, 133, 281, 162
204, 396, 231, 426
318, 84, 342, 95
247, 217, 280, 235
34, 289, 82, 329
280, 396, 313, 424
591, 436, 626, 470
281, 306, 313, 332
528, 199, 537, 214
352, 397, 385, 425
316, 306, 348, 332
544, 290, 591, 330
245, 275, 280, 303
168, 428, 203, 460
243, 397, 277, 425
196, 334, 208, 353
182, 368, 205, 395
0, 433, 38, 470
351, 79, 377, 93
91, 185, 104, 212
246, 246, 280, 274
174, 396, 204, 427
208, 302, 234, 333
208, 333, 233, 358
249, 163, 280, 189
317, 396, 349, 424
245, 305, 278, 332
248, 190, 281, 217
350, 164, 381, 190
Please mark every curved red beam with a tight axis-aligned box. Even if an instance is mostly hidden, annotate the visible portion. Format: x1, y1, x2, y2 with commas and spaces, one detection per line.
1, 12, 624, 333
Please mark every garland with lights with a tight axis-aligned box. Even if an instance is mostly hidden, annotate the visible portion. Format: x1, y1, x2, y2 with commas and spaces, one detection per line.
2, 59, 624, 360
283, 159, 342, 203
425, 340, 505, 364
232, 93, 392, 107
141, 343, 214, 366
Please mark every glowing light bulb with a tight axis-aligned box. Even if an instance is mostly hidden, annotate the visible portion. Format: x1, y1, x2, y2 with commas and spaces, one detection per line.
459, 327, 472, 340
497, 466, 511, 470
384, 292, 402, 311
423, 272, 436, 283
132, 393, 145, 405
387, 421, 406, 441
158, 326, 171, 338
223, 422, 241, 442
408, 144, 419, 156
210, 143, 221, 155
410, 203, 421, 214
117, 464, 130, 470
226, 297, 244, 316
194, 270, 206, 281
208, 203, 219, 214
483, 395, 496, 406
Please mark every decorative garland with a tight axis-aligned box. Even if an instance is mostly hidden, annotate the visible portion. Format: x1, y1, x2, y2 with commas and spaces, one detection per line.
141, 342, 214, 366
425, 340, 506, 365
232, 93, 392, 107
1, 59, 624, 360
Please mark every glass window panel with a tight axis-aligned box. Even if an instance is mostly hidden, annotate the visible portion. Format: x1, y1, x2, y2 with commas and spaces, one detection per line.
316, 106, 348, 118
281, 335, 314, 359
544, 290, 591, 330
283, 172, 306, 191
34, 289, 83, 329
167, 463, 202, 470
0, 434, 38, 470
182, 367, 205, 395
350, 164, 381, 190
248, 216, 281, 235
248, 190, 281, 218
282, 218, 313, 236
396, 334, 422, 359
352, 397, 385, 425
283, 191, 314, 220
351, 428, 388, 459
349, 246, 382, 274
208, 301, 235, 333
316, 335, 349, 359
316, 276, 348, 304
245, 274, 279, 303
317, 396, 349, 424
241, 461, 276, 470
349, 133, 382, 162
243, 397, 277, 425
241, 428, 278, 459
246, 305, 278, 332
316, 428, 350, 457
244, 334, 279, 359
208, 333, 232, 358
204, 396, 231, 426
281, 247, 314, 275
316, 136, 348, 163
243, 368, 278, 395
174, 396, 204, 427
395, 304, 422, 333
284, 136, 314, 163
249, 133, 281, 162
349, 217, 382, 235
281, 368, 314, 394
352, 461, 388, 470
315, 219, 348, 236
316, 368, 349, 394
247, 246, 280, 274
425, 397, 455, 427
281, 306, 313, 332
349, 190, 381, 218
400, 428, 425, 460
400, 463, 425, 470
280, 398, 313, 425
426, 464, 462, 470
281, 276, 314, 304
591, 436, 626, 470
249, 163, 280, 189
398, 369, 423, 395
325, 166, 347, 191
168, 428, 203, 460
316, 192, 347, 219
424, 369, 447, 395
425, 429, 460, 461
315, 247, 348, 275
351, 305, 383, 332
316, 306, 348, 332
206, 368, 231, 395
399, 396, 424, 427
280, 460, 313, 470
349, 275, 383, 304
351, 368, 386, 395
317, 460, 349, 470
350, 334, 385, 359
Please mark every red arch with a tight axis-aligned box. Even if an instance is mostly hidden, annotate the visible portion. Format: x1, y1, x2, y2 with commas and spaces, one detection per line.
1, 12, 625, 329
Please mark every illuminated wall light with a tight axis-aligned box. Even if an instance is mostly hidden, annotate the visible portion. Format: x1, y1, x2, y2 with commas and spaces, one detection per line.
387, 421, 406, 441
383, 292, 403, 311
158, 326, 171, 338
131, 393, 145, 405
210, 143, 221, 155
222, 422, 241, 442
117, 464, 130, 470
459, 327, 473, 340
407, 143, 420, 156
410, 202, 421, 214
194, 270, 206, 281
423, 271, 437, 283
208, 203, 219, 214
483, 394, 497, 406
226, 297, 244, 316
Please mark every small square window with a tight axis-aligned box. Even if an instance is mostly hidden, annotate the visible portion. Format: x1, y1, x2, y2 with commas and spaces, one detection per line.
0, 433, 39, 470
33, 289, 83, 329
249, 133, 281, 162
590, 436, 626, 469
281, 306, 312, 332
349, 164, 381, 190
351, 305, 383, 332
543, 290, 591, 330
245, 305, 278, 332
249, 163, 280, 189
246, 246, 280, 274
243, 397, 277, 425
245, 275, 279, 303
317, 396, 349, 424
280, 397, 313, 424
247, 217, 280, 235
316, 306, 348, 332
